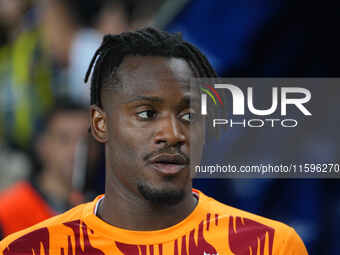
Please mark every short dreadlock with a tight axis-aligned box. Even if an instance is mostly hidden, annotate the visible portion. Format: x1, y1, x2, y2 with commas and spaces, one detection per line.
84, 27, 217, 108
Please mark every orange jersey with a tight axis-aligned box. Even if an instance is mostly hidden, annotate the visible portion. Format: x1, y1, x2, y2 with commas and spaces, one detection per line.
0, 189, 308, 255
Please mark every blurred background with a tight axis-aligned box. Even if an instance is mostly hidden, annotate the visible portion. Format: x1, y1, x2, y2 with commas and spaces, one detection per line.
0, 0, 339, 254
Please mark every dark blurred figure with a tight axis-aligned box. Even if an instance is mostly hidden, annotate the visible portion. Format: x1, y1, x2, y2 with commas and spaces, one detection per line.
0, 0, 131, 151
0, 0, 54, 151
0, 99, 90, 239
0, 140, 32, 191
64, 0, 132, 104
0, 0, 41, 193
0, 0, 165, 151
0, 0, 32, 45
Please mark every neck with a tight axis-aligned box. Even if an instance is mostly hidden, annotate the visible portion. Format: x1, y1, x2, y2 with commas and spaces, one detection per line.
98, 175, 197, 231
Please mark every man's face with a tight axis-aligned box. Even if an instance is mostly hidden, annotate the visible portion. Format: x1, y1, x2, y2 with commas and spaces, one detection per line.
39, 111, 89, 184
91, 56, 204, 205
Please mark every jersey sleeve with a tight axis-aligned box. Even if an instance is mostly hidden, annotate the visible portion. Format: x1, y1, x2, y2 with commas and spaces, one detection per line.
0, 239, 4, 255
281, 227, 309, 255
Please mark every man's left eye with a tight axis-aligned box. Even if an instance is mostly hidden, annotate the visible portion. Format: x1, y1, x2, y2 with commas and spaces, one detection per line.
181, 112, 192, 122
136, 110, 156, 119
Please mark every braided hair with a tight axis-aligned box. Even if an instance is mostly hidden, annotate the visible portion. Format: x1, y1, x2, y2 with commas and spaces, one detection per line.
84, 27, 217, 108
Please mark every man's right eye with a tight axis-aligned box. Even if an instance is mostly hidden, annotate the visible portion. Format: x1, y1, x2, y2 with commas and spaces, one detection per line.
136, 110, 156, 119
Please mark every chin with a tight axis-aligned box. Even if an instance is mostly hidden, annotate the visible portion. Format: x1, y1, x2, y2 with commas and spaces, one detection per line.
137, 181, 186, 206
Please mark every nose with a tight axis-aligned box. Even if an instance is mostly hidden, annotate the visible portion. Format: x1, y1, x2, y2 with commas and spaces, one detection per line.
154, 114, 186, 147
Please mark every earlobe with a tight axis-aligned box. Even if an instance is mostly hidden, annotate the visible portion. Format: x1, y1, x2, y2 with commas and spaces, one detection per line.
90, 105, 108, 143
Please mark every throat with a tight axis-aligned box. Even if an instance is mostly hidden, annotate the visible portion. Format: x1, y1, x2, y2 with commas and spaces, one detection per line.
96, 192, 198, 231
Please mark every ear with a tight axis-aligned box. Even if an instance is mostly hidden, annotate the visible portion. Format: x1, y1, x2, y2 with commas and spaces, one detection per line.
90, 105, 108, 143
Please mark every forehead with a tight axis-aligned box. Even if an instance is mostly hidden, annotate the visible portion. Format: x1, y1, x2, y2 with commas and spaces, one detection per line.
117, 55, 193, 94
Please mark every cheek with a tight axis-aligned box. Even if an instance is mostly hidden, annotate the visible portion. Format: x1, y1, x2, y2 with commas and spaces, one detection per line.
107, 127, 152, 187
107, 116, 151, 166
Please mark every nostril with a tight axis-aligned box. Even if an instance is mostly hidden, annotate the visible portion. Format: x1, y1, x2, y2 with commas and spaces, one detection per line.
155, 139, 167, 145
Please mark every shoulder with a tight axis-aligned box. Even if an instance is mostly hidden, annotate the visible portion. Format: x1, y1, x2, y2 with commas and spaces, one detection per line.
197, 189, 308, 254
0, 200, 93, 252
199, 190, 293, 230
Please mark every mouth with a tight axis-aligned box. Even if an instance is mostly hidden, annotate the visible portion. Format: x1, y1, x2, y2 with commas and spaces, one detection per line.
148, 153, 189, 175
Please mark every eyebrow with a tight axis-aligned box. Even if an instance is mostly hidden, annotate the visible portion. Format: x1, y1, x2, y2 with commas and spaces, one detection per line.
125, 94, 201, 107
125, 96, 164, 104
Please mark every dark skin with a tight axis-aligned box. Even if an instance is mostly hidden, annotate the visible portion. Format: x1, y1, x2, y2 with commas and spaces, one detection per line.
90, 56, 204, 230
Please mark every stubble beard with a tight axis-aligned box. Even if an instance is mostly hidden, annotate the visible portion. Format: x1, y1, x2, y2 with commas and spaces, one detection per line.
137, 181, 185, 206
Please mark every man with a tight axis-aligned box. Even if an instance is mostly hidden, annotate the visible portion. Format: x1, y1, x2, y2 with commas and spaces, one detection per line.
0, 28, 308, 255
0, 100, 89, 238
